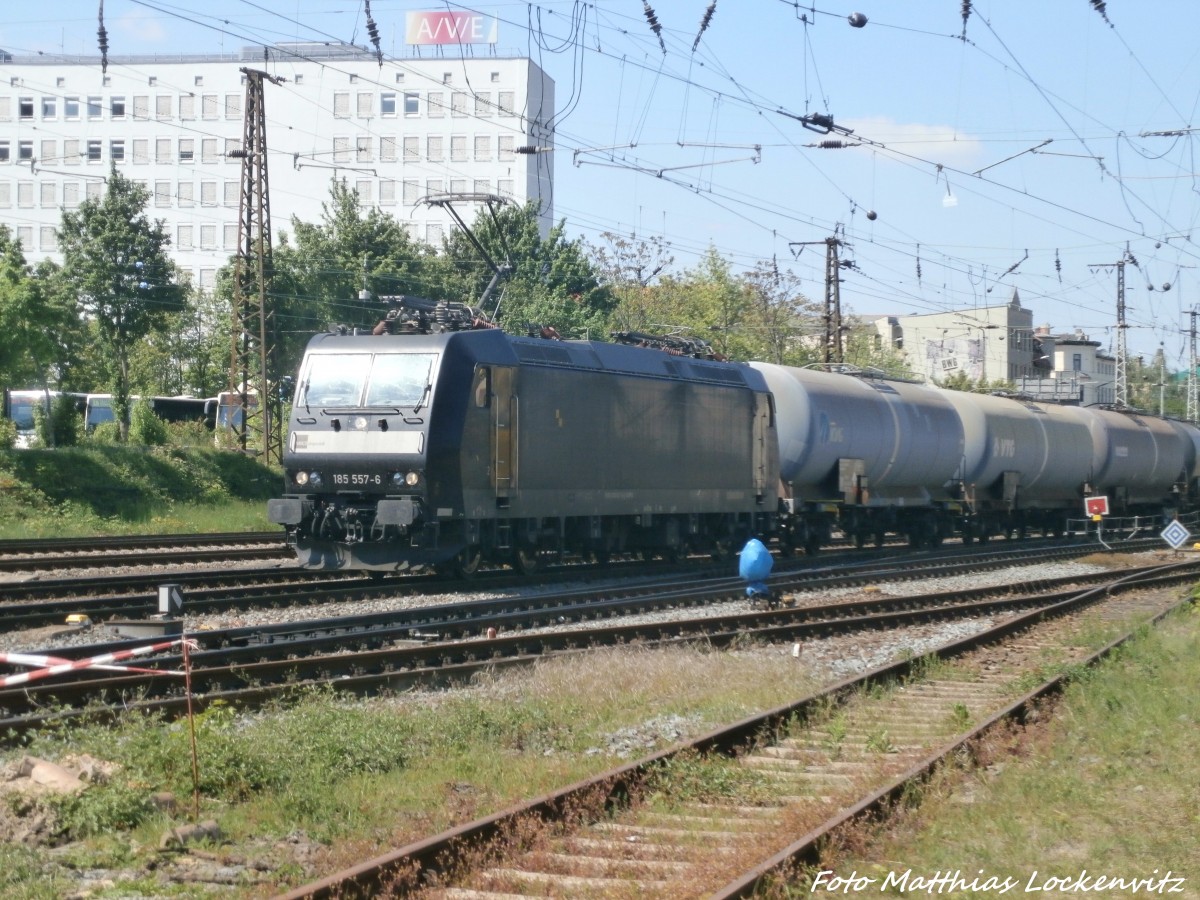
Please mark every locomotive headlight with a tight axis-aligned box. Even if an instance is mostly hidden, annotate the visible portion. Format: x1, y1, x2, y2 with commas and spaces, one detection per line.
294, 471, 309, 486
391, 472, 405, 487
405, 471, 420, 486
349, 416, 368, 430
309, 471, 323, 487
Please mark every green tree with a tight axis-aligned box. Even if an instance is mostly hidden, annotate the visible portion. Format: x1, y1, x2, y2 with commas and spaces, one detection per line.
58, 168, 186, 439
264, 179, 438, 374
738, 260, 821, 365
0, 227, 65, 388
587, 231, 675, 335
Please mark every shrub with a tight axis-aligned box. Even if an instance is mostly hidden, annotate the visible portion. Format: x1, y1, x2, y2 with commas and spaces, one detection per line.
129, 398, 168, 446
0, 417, 16, 450
32, 395, 81, 448
88, 421, 122, 445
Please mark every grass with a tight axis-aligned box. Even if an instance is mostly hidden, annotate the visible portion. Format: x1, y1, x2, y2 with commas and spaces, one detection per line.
0, 644, 823, 898
796, 604, 1200, 896
0, 445, 278, 537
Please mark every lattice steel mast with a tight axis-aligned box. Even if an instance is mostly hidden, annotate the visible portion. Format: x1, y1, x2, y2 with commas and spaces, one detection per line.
229, 67, 284, 463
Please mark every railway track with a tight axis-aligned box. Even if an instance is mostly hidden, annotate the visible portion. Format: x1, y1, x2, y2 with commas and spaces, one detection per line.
2, 548, 1192, 744
272, 560, 1196, 899
0, 535, 1147, 634
0, 530, 288, 573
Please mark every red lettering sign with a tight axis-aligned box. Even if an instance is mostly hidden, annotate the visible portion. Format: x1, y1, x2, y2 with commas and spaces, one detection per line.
406, 11, 498, 45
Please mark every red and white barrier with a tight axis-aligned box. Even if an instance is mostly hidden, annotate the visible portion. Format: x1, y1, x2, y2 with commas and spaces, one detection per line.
0, 638, 192, 689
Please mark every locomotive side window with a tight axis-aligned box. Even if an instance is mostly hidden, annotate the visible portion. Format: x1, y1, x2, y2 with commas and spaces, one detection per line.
366, 353, 436, 407
473, 366, 491, 409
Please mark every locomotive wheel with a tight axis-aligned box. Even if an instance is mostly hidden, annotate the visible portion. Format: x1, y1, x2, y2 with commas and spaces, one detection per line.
452, 545, 483, 578
513, 546, 541, 575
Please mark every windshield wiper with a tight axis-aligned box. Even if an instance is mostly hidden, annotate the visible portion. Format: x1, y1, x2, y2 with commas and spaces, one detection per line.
412, 382, 432, 414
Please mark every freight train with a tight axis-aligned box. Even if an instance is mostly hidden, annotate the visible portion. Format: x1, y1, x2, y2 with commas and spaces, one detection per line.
267, 296, 1200, 574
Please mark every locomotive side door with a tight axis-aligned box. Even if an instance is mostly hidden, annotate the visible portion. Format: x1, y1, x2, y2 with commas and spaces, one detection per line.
489, 365, 518, 498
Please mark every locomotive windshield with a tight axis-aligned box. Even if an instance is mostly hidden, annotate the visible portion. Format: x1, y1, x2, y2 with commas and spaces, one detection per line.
299, 352, 437, 409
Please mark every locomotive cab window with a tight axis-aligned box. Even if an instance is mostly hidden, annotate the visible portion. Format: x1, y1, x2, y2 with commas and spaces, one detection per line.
299, 352, 436, 408
473, 366, 491, 408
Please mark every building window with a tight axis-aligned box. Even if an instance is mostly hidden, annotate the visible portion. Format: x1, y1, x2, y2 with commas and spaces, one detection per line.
333, 93, 350, 118
395, 72, 405, 83
357, 93, 373, 117
133, 95, 150, 119
148, 76, 157, 86
333, 137, 350, 162
86, 182, 103, 201
474, 92, 490, 117
356, 136, 373, 162
349, 74, 358, 84
0, 184, 9, 207
63, 139, 80, 163
225, 94, 240, 118
356, 180, 372, 203
426, 178, 443, 197
179, 139, 194, 163
156, 95, 172, 118
451, 92, 467, 117
87, 96, 103, 118
450, 135, 467, 162
497, 178, 514, 198
474, 135, 491, 160
498, 135, 514, 161
110, 140, 125, 162
403, 180, 419, 205
224, 181, 238, 205
450, 178, 467, 194
18, 182, 34, 207
381, 92, 396, 116
200, 225, 216, 249
179, 95, 195, 119
498, 91, 515, 116
1072, 353, 1082, 372
294, 74, 304, 85
491, 71, 500, 83
427, 135, 443, 162
40, 139, 55, 161
473, 178, 491, 195
442, 72, 452, 84
177, 182, 193, 206
223, 223, 238, 249
156, 138, 171, 164
202, 95, 218, 119
133, 139, 149, 164
380, 137, 397, 162
87, 140, 102, 162
18, 140, 33, 161
63, 182, 80, 208
379, 179, 395, 205
0, 141, 8, 163
41, 227, 58, 251
426, 223, 443, 244
201, 182, 217, 206
41, 97, 57, 118
427, 91, 444, 118
404, 92, 420, 116
19, 97, 33, 119
16, 226, 32, 248
154, 181, 171, 206
225, 138, 242, 159
40, 182, 56, 206
111, 96, 126, 118
194, 76, 204, 87
64, 96, 80, 119
202, 139, 218, 164
403, 136, 419, 161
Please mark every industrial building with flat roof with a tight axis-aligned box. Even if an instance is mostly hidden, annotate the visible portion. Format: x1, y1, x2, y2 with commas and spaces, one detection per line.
0, 44, 555, 292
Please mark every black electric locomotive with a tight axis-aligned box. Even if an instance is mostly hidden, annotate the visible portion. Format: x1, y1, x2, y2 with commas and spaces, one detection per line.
268, 297, 778, 574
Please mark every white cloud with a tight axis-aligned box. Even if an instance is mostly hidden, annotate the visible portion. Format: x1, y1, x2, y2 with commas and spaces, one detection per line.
838, 116, 984, 167
115, 10, 168, 46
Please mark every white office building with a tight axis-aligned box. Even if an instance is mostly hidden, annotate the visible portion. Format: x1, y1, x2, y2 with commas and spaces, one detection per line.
0, 44, 555, 292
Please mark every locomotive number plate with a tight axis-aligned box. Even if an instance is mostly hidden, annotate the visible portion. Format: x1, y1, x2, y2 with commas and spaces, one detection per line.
332, 472, 384, 487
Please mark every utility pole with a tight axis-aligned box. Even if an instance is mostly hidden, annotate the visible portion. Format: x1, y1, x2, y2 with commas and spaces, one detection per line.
790, 229, 849, 365
1090, 246, 1136, 407
1187, 309, 1198, 424
229, 67, 284, 463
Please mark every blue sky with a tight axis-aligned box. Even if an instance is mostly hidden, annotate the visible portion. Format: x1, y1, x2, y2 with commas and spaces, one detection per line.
6, 1, 1200, 366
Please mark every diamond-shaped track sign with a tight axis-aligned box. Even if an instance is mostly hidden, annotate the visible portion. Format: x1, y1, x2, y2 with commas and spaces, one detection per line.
1160, 519, 1192, 550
